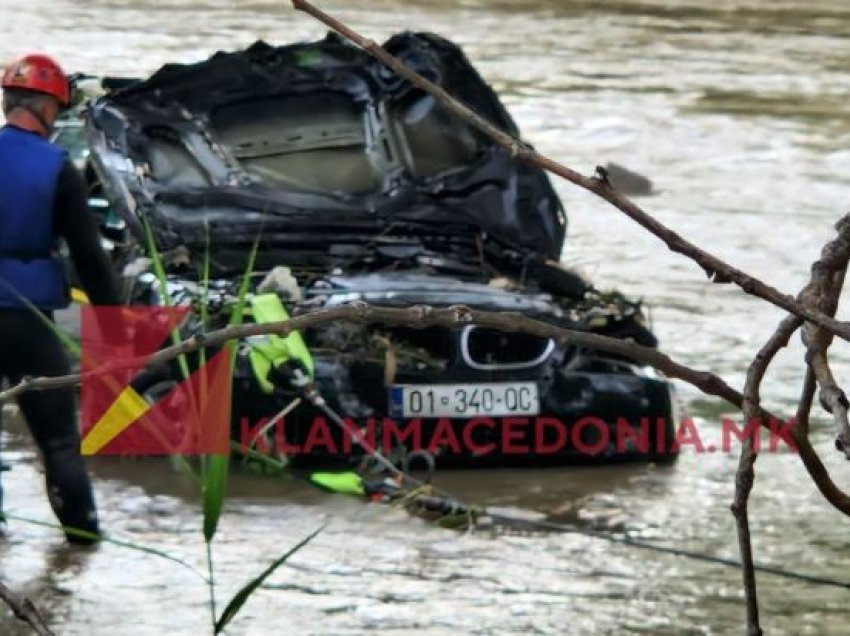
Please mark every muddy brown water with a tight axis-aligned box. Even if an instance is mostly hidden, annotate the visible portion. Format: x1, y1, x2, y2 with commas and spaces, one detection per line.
2, 1, 850, 634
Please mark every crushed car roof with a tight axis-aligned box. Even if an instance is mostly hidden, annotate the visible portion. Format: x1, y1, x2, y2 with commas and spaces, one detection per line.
87, 32, 567, 265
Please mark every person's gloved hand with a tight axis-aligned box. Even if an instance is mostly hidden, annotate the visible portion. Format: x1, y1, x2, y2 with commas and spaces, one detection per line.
267, 359, 312, 390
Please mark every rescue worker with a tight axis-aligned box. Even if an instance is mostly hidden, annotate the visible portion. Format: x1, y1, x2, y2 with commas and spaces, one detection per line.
0, 54, 120, 543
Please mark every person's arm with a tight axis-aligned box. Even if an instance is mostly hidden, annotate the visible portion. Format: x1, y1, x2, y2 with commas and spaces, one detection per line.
53, 159, 121, 305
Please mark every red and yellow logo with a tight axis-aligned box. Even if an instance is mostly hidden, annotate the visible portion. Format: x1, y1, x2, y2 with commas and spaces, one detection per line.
81, 306, 232, 455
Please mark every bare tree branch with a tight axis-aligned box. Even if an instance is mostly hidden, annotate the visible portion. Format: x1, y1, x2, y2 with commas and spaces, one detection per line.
733, 315, 801, 636
795, 369, 817, 437
0, 301, 846, 518
0, 581, 54, 636
731, 215, 850, 633
290, 0, 850, 345
798, 216, 850, 456
0, 303, 735, 406
793, 432, 850, 513
809, 351, 850, 453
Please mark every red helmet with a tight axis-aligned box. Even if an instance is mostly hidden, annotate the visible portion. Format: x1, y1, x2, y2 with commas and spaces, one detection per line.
1, 54, 70, 106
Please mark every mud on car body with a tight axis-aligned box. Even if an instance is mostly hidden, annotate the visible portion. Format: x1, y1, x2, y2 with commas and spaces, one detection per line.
61, 33, 678, 465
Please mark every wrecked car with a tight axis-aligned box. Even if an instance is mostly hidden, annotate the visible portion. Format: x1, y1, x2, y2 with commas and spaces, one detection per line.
63, 33, 679, 465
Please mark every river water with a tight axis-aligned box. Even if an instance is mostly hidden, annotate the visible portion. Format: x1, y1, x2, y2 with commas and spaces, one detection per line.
1, 1, 850, 634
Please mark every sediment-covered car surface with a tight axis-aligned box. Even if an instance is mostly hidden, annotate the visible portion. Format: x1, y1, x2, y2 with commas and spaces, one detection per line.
73, 32, 677, 465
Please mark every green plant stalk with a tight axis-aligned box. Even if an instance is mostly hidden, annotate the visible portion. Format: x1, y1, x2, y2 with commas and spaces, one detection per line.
199, 224, 211, 483
4, 512, 207, 580
201, 232, 260, 631
198, 221, 218, 623
140, 212, 200, 481
213, 524, 324, 634
202, 232, 261, 543
199, 222, 211, 360
141, 213, 191, 380
206, 540, 217, 632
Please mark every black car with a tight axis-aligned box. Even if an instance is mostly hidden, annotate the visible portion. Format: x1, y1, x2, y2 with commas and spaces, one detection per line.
64, 33, 678, 466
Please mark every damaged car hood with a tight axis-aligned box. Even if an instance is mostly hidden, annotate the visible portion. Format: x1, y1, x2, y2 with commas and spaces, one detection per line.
85, 33, 566, 272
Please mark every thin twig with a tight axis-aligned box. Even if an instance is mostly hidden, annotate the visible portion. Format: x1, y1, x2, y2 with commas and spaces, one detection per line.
734, 315, 801, 636
290, 0, 850, 345
0, 581, 54, 636
795, 369, 817, 437
809, 350, 850, 454
798, 216, 850, 456
206, 542, 217, 632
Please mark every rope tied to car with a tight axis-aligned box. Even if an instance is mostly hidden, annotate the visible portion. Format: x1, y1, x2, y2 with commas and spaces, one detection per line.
280, 373, 850, 592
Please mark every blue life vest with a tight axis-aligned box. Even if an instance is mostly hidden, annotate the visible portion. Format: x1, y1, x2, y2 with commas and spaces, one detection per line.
0, 125, 69, 310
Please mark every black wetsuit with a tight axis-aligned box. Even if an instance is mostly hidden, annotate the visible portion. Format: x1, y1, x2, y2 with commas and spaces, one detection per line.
0, 153, 119, 542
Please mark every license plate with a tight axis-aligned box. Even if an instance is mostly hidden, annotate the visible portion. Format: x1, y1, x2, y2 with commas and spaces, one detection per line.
389, 382, 539, 418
